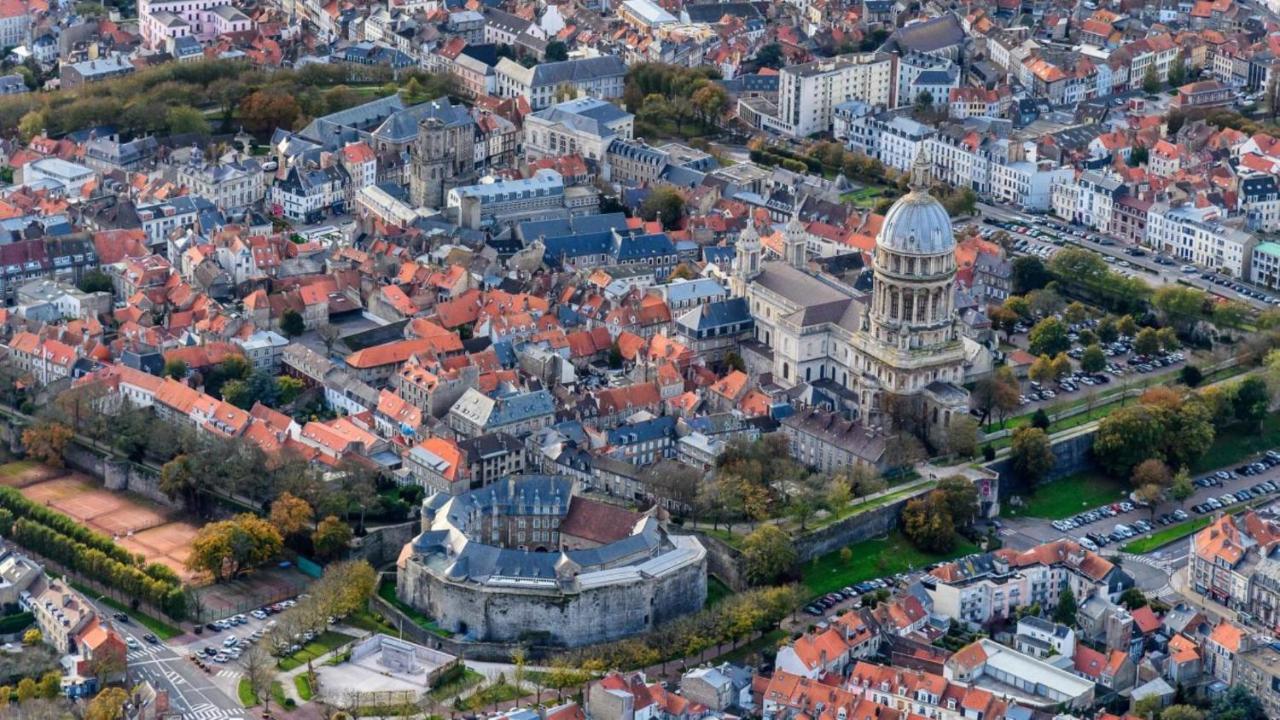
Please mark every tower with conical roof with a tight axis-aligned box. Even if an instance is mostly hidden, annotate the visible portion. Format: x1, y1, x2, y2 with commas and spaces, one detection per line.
784, 211, 807, 269
732, 220, 761, 297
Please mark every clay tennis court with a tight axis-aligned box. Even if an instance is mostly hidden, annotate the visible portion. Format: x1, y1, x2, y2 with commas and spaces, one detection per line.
15, 469, 201, 581
0, 460, 63, 487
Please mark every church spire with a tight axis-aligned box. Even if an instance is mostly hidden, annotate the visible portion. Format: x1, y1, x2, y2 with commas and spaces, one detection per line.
910, 146, 932, 192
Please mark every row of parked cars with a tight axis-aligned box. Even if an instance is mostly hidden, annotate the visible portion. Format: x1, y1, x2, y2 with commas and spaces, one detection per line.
803, 577, 901, 616
1051, 501, 1137, 534
1198, 271, 1280, 305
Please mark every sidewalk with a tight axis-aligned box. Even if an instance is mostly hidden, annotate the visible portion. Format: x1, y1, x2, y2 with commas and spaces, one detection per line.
1168, 565, 1237, 624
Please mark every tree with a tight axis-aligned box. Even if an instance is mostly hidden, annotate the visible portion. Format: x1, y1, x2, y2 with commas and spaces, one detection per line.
1208, 685, 1266, 720
639, 187, 685, 230
1097, 315, 1119, 344
1050, 352, 1072, 380
1004, 295, 1031, 320
312, 515, 353, 560
1171, 469, 1195, 506
848, 464, 887, 502
277, 375, 305, 405
1029, 354, 1055, 385
1142, 63, 1160, 94
22, 422, 73, 467
1160, 706, 1204, 720
973, 366, 1021, 424
903, 494, 956, 553
1133, 327, 1161, 357
1029, 317, 1070, 357
187, 513, 283, 581
945, 416, 979, 457
545, 40, 568, 61
1120, 587, 1149, 610
162, 358, 188, 379
883, 433, 925, 473
1117, 314, 1138, 337
1054, 586, 1077, 626
1153, 285, 1206, 333
1094, 404, 1169, 476
1030, 408, 1051, 430
1180, 364, 1204, 387
1027, 288, 1065, 319
1012, 256, 1052, 294
755, 43, 784, 69
741, 525, 796, 585
825, 475, 851, 511
1010, 427, 1054, 488
1234, 376, 1271, 433
1168, 52, 1187, 87
270, 492, 314, 537
18, 110, 45, 142
1063, 301, 1089, 325
281, 309, 306, 337
1080, 344, 1106, 373
1132, 458, 1172, 491
36, 671, 59, 699
238, 90, 301, 135
936, 476, 979, 528
85, 687, 130, 720
22, 628, 42, 646
243, 645, 277, 712
1135, 483, 1165, 515
913, 90, 934, 111
77, 269, 114, 294
317, 324, 343, 356
166, 106, 211, 136
1167, 398, 1215, 468
15, 677, 36, 703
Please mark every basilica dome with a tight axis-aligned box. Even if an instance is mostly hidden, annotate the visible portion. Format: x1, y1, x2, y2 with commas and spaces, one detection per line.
877, 150, 954, 256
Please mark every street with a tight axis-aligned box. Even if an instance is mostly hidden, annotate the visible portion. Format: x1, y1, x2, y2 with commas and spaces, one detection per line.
976, 202, 1280, 309
85, 597, 248, 720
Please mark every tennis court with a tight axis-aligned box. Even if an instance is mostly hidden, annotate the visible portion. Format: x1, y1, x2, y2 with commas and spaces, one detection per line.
20, 472, 201, 581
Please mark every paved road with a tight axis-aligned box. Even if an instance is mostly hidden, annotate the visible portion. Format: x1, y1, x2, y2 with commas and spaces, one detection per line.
84, 598, 247, 720
978, 203, 1280, 309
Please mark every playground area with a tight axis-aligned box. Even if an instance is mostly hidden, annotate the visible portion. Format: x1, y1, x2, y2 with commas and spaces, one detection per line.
7, 466, 200, 581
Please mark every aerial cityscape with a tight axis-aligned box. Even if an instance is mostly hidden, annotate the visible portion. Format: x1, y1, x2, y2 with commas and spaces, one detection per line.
4, 0, 1280, 719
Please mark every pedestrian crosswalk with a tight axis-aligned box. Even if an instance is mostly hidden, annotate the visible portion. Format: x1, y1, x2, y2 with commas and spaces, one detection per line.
127, 646, 164, 662
216, 669, 241, 679
182, 703, 246, 720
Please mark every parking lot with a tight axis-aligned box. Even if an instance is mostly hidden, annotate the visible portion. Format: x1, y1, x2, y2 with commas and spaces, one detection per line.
1004, 448, 1280, 556
185, 598, 303, 670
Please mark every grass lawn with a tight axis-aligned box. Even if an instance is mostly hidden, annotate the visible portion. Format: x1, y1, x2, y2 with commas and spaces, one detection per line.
277, 630, 356, 671
801, 530, 978, 598
377, 581, 452, 637
347, 608, 398, 636
706, 576, 732, 608
718, 628, 787, 665
271, 680, 289, 710
1001, 471, 1129, 520
238, 677, 257, 707
456, 681, 529, 711
294, 674, 313, 702
1191, 413, 1280, 473
0, 460, 38, 479
429, 667, 485, 700
69, 582, 182, 640
1123, 516, 1212, 554
840, 186, 899, 208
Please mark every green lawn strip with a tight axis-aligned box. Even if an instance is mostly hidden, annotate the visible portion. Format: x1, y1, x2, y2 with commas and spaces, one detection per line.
68, 582, 182, 640
456, 681, 529, 711
429, 667, 485, 700
705, 576, 732, 608
1122, 517, 1212, 554
294, 674, 313, 702
0, 460, 38, 478
1001, 471, 1129, 520
277, 630, 356, 671
271, 680, 289, 709
1191, 413, 1280, 473
801, 530, 978, 598
1122, 494, 1274, 554
347, 608, 398, 635
718, 628, 787, 665
0, 612, 33, 634
377, 581, 452, 637
238, 677, 257, 707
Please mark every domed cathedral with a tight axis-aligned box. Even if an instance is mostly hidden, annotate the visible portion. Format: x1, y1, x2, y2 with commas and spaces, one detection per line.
731, 147, 969, 440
